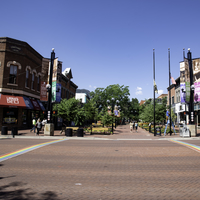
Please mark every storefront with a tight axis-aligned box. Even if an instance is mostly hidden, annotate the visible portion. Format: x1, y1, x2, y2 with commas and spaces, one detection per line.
0, 94, 45, 130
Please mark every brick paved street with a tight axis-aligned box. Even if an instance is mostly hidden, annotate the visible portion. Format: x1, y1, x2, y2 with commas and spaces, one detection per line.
0, 124, 200, 199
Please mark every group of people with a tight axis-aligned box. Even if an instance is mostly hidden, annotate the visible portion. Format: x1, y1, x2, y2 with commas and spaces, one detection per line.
30, 118, 47, 135
129, 121, 138, 132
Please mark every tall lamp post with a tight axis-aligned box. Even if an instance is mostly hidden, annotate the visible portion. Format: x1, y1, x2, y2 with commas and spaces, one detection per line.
187, 48, 194, 125
47, 48, 55, 123
153, 49, 156, 136
107, 98, 119, 133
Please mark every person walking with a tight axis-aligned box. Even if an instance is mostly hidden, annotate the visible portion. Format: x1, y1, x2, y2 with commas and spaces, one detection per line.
41, 118, 47, 131
30, 118, 36, 133
132, 121, 135, 131
36, 119, 42, 136
164, 109, 176, 136
129, 121, 134, 132
135, 121, 138, 132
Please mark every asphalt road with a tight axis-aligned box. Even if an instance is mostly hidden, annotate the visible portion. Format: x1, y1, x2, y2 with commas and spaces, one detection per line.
0, 135, 200, 200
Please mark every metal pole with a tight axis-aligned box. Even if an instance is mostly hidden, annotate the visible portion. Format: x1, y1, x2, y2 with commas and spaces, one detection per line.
168, 48, 172, 135
153, 49, 156, 136
47, 49, 55, 123
112, 101, 114, 133
187, 49, 194, 124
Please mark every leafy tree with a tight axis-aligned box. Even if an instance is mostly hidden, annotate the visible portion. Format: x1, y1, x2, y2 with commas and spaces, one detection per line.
53, 98, 86, 127
101, 112, 114, 127
139, 97, 167, 123
90, 84, 130, 118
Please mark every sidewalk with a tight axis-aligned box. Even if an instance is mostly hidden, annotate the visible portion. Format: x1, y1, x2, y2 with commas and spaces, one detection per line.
1, 124, 200, 140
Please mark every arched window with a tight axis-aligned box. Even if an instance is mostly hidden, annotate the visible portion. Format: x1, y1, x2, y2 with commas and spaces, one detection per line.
31, 73, 35, 90
37, 76, 40, 92
25, 69, 30, 87
7, 61, 21, 85
9, 65, 17, 84
25, 66, 31, 88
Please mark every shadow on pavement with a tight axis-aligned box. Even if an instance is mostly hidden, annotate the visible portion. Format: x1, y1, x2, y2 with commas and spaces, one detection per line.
0, 182, 62, 200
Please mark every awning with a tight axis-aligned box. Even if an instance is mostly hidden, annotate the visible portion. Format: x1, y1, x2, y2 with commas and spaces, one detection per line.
37, 100, 45, 111
23, 96, 34, 109
30, 99, 41, 110
0, 94, 27, 108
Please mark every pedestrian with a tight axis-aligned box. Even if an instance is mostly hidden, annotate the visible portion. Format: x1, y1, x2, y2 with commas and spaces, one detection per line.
60, 121, 67, 134
133, 121, 135, 130
164, 109, 176, 136
30, 118, 36, 133
129, 121, 134, 132
135, 121, 138, 132
36, 119, 42, 135
41, 118, 47, 131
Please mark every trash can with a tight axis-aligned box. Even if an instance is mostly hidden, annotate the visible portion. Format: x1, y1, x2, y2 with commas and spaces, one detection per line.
155, 127, 161, 136
1, 126, 8, 135
65, 128, 72, 137
77, 128, 84, 137
11, 127, 18, 136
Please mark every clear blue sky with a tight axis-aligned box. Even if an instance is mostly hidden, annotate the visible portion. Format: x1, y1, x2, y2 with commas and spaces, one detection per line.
1, 0, 200, 102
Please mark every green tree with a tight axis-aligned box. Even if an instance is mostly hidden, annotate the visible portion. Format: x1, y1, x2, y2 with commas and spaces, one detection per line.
101, 112, 114, 127
53, 98, 86, 127
90, 84, 130, 118
139, 97, 167, 123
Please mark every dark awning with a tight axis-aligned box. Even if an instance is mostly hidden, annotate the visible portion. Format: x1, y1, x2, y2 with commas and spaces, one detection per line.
30, 99, 41, 110
37, 100, 45, 111
23, 96, 34, 109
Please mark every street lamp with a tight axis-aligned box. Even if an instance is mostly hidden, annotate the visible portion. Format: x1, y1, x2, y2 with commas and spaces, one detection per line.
107, 98, 120, 133
47, 48, 55, 123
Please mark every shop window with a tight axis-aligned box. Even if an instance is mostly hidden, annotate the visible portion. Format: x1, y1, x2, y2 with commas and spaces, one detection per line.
3, 108, 18, 124
25, 69, 30, 87
9, 65, 17, 84
22, 110, 27, 125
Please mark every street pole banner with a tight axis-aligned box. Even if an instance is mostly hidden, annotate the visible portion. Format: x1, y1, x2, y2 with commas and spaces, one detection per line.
180, 83, 186, 103
40, 81, 48, 101
184, 58, 190, 103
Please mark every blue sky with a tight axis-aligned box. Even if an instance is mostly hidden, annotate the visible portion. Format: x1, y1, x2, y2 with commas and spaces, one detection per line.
1, 0, 200, 102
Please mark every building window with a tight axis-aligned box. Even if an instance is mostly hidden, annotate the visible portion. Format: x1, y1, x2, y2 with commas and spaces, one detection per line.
31, 73, 35, 90
9, 65, 17, 84
172, 96, 174, 104
25, 69, 30, 87
37, 76, 40, 92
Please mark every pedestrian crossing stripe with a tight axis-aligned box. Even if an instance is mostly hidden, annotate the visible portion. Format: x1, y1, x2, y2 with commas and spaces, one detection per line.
170, 140, 200, 153
0, 138, 68, 162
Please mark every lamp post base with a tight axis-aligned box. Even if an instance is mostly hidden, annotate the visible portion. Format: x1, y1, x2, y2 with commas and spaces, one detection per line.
187, 124, 197, 137
44, 123, 54, 136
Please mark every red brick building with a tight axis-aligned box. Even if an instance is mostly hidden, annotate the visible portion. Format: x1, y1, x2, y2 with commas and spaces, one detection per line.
0, 37, 78, 130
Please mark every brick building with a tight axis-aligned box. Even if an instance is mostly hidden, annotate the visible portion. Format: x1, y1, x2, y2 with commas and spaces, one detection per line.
0, 37, 78, 130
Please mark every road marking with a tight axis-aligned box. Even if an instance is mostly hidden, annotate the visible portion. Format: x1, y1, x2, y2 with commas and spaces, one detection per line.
170, 139, 200, 153
0, 138, 68, 162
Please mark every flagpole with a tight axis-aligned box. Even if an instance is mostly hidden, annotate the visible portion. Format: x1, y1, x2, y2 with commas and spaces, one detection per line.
168, 48, 172, 135
153, 49, 156, 136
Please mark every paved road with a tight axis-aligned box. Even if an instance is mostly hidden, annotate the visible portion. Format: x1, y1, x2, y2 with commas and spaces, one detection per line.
0, 125, 200, 200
